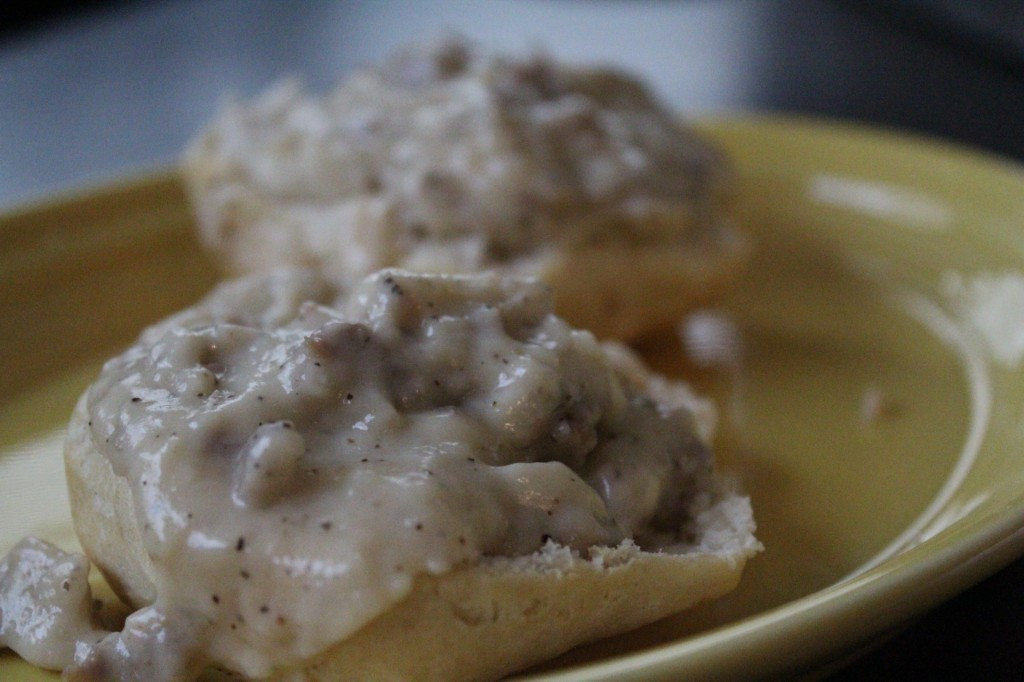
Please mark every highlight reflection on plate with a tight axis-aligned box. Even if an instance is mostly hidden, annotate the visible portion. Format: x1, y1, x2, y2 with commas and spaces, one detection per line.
4, 117, 1024, 680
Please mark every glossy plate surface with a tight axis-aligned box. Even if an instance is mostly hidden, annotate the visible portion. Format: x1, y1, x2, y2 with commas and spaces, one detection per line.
4, 117, 1024, 680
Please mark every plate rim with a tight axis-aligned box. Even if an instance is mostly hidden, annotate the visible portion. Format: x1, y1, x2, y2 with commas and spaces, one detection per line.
527, 114, 1024, 680
5, 114, 1024, 681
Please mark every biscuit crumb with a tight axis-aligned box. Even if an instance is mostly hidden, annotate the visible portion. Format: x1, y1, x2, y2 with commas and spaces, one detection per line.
860, 386, 903, 424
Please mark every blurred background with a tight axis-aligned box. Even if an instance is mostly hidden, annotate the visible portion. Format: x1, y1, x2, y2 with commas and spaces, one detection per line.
2, 0, 1023, 207
2, 0, 1024, 678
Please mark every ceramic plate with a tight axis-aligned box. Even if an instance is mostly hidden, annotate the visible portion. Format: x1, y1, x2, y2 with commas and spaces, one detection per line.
4, 117, 1024, 680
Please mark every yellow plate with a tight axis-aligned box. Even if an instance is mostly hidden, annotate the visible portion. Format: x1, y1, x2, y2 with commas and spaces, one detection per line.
4, 117, 1024, 680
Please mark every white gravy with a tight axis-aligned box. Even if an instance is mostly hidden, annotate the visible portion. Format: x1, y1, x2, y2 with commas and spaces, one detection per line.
2, 269, 717, 679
